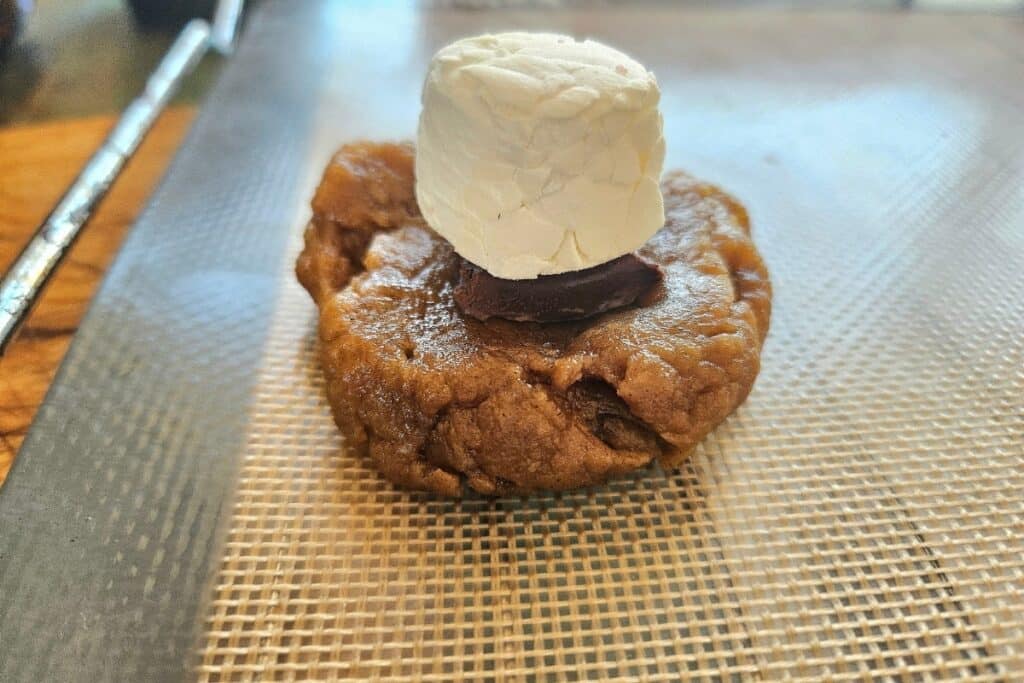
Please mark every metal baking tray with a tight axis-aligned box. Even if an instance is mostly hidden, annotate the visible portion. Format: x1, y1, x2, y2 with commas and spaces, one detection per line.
1, 2, 1022, 681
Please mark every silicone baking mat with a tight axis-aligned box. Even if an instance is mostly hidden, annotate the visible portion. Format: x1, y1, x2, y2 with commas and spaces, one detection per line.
1, 3, 1022, 681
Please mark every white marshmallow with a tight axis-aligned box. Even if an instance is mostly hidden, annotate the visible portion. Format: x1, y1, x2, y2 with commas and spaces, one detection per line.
415, 32, 665, 280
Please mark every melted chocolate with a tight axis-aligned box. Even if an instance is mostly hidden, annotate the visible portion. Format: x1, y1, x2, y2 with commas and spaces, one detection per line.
454, 254, 663, 323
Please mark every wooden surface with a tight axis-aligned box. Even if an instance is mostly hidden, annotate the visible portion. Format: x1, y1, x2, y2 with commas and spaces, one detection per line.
0, 106, 195, 484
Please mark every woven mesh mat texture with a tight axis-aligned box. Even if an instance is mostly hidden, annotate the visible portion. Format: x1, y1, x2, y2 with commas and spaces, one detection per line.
195, 7, 1023, 681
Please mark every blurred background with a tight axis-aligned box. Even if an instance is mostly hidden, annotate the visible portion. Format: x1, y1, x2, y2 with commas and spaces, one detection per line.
0, 0, 251, 123
2, 0, 1023, 125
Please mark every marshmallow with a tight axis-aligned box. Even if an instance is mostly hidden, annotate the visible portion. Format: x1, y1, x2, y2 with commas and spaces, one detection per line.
415, 32, 665, 279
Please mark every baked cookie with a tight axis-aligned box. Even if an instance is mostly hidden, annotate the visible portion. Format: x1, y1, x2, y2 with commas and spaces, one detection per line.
297, 142, 771, 496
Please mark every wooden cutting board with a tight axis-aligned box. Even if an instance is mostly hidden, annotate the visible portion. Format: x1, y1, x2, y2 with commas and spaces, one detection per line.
0, 106, 195, 482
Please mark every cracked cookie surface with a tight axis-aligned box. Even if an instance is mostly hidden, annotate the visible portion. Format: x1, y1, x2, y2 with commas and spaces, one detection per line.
297, 142, 771, 496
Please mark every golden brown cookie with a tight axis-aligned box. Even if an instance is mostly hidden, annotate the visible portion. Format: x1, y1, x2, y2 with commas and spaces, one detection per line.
297, 142, 771, 496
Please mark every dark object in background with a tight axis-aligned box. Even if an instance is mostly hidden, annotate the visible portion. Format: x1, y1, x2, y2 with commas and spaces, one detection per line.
127, 0, 216, 29
0, 0, 30, 60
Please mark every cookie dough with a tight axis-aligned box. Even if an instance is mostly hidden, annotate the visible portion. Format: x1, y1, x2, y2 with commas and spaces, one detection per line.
297, 142, 771, 496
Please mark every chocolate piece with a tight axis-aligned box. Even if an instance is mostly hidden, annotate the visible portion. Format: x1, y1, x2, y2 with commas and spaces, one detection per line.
454, 254, 663, 323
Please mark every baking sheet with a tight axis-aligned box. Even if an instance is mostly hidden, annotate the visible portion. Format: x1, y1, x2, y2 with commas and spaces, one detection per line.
2, 2, 1023, 681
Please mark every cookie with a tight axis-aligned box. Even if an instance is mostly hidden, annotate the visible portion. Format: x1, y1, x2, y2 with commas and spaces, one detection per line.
297, 142, 771, 496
